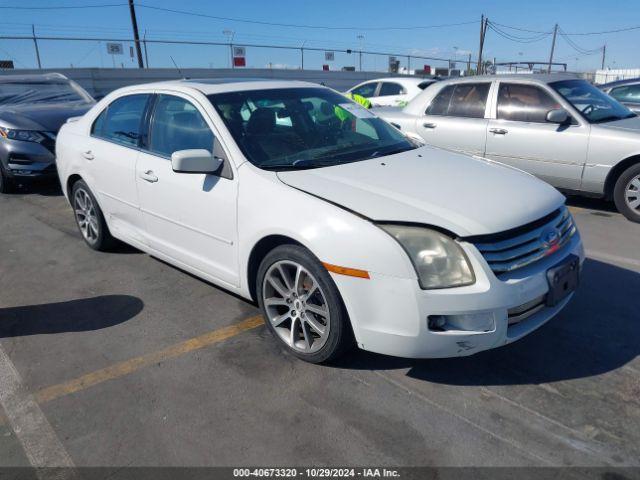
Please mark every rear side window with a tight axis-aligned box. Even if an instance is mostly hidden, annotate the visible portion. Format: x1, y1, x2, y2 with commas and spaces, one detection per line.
149, 95, 214, 157
426, 83, 490, 118
351, 82, 378, 98
379, 82, 404, 96
497, 83, 561, 123
610, 84, 640, 104
92, 94, 150, 147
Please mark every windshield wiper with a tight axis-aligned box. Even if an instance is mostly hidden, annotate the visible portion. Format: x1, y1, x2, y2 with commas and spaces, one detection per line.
369, 145, 414, 159
260, 159, 338, 171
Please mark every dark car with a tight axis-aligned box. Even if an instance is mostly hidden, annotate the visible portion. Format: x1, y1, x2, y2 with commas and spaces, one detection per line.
0, 73, 95, 193
600, 78, 640, 114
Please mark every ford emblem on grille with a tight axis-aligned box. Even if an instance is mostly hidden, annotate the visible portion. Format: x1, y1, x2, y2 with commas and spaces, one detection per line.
541, 227, 561, 249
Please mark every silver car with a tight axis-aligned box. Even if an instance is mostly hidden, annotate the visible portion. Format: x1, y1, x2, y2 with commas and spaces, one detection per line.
377, 74, 640, 223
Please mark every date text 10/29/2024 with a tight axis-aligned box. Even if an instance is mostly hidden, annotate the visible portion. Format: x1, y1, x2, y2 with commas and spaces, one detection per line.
233, 468, 401, 478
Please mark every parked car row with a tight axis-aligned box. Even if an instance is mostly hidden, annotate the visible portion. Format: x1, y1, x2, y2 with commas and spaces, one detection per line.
376, 74, 640, 223
5, 71, 636, 363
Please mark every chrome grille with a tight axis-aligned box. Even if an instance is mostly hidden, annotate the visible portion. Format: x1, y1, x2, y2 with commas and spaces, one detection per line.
472, 207, 576, 274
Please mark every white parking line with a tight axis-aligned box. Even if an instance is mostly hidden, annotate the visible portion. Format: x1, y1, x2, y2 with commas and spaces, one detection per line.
0, 343, 77, 479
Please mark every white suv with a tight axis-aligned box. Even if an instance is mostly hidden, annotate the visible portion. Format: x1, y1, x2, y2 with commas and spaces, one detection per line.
56, 79, 584, 363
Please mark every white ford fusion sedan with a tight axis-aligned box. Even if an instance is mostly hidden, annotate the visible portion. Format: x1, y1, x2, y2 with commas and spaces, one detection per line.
56, 79, 584, 363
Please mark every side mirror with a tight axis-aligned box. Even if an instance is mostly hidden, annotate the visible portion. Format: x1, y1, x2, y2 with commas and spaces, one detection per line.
171, 149, 222, 174
546, 108, 570, 124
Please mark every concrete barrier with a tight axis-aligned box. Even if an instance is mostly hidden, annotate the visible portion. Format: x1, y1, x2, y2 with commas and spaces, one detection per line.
1, 68, 421, 98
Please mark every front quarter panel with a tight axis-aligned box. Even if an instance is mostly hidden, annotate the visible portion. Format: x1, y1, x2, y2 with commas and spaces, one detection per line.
237, 165, 417, 294
584, 125, 640, 194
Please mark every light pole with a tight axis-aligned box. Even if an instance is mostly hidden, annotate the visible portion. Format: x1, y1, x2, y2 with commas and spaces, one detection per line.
357, 34, 364, 71
223, 29, 235, 68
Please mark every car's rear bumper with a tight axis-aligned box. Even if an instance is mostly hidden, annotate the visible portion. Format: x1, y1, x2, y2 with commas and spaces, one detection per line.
330, 232, 584, 359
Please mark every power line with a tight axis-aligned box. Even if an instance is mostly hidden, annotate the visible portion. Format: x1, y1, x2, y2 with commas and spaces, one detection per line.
0, 3, 126, 9
558, 27, 602, 55
562, 25, 640, 36
136, 3, 478, 31
488, 19, 640, 37
487, 22, 551, 43
488, 21, 550, 34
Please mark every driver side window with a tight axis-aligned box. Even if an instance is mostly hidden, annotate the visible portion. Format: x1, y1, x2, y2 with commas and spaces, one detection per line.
497, 83, 561, 123
148, 95, 214, 158
351, 83, 378, 98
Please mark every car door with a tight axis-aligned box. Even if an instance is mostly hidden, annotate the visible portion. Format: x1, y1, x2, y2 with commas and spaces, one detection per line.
415, 82, 491, 156
484, 82, 588, 190
376, 82, 407, 106
86, 93, 151, 243
136, 92, 239, 287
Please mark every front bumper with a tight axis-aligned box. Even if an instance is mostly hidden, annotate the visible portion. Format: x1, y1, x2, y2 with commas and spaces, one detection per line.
331, 231, 584, 359
0, 137, 57, 179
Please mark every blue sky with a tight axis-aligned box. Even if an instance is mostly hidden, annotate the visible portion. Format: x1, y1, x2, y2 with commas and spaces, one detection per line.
0, 0, 637, 72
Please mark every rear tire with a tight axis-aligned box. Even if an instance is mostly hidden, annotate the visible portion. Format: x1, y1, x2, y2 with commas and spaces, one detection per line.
0, 164, 15, 194
71, 180, 117, 251
257, 244, 354, 364
613, 163, 640, 223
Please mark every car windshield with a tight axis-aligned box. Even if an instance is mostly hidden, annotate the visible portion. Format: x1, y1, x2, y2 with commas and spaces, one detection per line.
550, 79, 635, 123
0, 80, 93, 107
207, 87, 415, 170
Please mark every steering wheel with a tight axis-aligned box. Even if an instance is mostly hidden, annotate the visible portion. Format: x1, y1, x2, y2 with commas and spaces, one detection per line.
581, 104, 595, 116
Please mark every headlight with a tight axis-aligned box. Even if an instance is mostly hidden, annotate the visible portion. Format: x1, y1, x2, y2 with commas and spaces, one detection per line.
380, 224, 475, 289
0, 127, 46, 143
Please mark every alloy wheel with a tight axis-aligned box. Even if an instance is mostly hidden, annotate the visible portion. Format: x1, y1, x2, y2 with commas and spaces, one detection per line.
74, 188, 99, 243
624, 175, 640, 211
262, 260, 331, 354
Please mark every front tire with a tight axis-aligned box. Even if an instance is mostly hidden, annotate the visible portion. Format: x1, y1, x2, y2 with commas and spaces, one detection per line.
613, 163, 640, 223
257, 244, 354, 364
71, 180, 117, 251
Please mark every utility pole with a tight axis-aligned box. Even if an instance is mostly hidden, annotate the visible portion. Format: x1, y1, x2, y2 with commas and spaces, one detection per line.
467, 53, 471, 74
357, 34, 364, 72
601, 44, 606, 70
477, 14, 487, 74
128, 0, 144, 68
32, 24, 42, 69
143, 30, 149, 68
547, 23, 558, 73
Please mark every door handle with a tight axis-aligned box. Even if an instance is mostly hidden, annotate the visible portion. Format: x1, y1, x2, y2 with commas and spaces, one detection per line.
422, 122, 437, 129
489, 128, 508, 135
82, 150, 94, 160
139, 170, 158, 183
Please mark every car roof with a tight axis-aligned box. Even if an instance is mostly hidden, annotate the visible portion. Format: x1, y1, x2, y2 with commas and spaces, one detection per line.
600, 77, 640, 89
115, 78, 323, 96
355, 77, 436, 86
0, 72, 70, 84
434, 73, 580, 86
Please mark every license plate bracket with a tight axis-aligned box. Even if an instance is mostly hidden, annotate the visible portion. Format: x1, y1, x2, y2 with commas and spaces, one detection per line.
546, 254, 580, 307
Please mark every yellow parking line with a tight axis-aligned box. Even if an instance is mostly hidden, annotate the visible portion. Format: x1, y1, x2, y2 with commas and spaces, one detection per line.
34, 315, 264, 405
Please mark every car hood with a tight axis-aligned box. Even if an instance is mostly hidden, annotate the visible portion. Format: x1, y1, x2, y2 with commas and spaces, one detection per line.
276, 147, 565, 237
596, 115, 640, 133
0, 102, 93, 132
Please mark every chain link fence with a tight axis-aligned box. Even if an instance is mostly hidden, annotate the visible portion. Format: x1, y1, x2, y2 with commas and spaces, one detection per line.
0, 34, 479, 75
